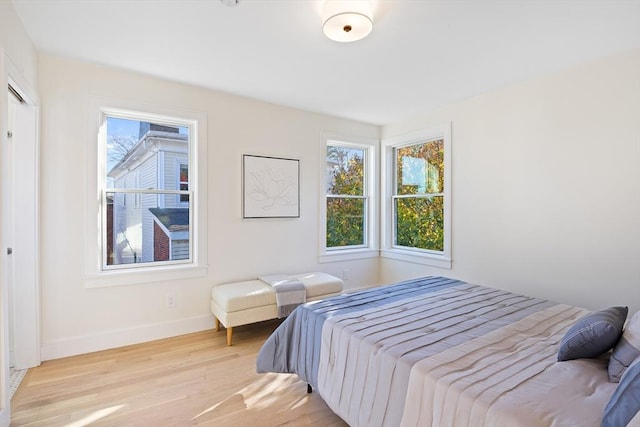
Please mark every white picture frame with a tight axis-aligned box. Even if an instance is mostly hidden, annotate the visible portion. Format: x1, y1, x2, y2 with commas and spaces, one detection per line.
243, 154, 300, 218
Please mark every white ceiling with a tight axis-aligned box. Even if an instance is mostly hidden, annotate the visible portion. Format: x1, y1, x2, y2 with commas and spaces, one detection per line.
11, 0, 640, 126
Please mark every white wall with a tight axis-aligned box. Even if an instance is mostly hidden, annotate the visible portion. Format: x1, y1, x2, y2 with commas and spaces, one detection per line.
0, 1, 39, 93
38, 54, 380, 359
381, 49, 640, 316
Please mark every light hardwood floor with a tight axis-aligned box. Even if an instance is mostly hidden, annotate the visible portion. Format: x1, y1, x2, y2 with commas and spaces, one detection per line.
11, 320, 347, 426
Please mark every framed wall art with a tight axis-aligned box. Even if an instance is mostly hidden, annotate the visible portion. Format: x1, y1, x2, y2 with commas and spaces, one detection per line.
242, 154, 300, 218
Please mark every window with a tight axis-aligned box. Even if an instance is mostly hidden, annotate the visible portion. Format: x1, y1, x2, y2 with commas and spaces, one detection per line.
320, 138, 378, 262
394, 140, 444, 251
382, 124, 451, 268
105, 114, 191, 268
86, 101, 208, 287
326, 144, 367, 248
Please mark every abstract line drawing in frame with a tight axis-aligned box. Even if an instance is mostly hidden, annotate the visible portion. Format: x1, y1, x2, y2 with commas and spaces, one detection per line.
243, 154, 300, 218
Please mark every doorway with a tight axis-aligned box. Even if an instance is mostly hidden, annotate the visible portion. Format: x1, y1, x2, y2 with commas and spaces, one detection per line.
4, 82, 40, 376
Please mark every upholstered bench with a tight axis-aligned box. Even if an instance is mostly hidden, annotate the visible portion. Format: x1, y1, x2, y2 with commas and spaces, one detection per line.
211, 272, 343, 345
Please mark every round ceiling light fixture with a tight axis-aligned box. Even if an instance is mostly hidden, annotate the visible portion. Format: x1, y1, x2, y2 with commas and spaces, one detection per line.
322, 0, 373, 43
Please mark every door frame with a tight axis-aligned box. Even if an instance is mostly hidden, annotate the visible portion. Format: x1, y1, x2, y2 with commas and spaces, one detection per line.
6, 75, 40, 370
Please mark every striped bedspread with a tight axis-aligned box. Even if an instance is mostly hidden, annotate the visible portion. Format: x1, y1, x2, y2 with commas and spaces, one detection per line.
256, 276, 619, 426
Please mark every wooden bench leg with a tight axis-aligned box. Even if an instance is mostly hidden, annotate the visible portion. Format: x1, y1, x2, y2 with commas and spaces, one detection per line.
213, 317, 232, 345
226, 327, 233, 346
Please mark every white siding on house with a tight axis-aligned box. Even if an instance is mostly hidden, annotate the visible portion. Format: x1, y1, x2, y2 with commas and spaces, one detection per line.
139, 154, 158, 263
163, 151, 188, 208
112, 153, 158, 264
139, 153, 158, 190
171, 240, 189, 260
112, 173, 142, 264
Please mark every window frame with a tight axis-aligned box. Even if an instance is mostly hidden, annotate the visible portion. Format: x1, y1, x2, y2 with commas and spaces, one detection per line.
381, 123, 452, 269
319, 135, 379, 263
86, 99, 208, 287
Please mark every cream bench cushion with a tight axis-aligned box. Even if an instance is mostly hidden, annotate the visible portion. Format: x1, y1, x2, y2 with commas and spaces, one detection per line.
211, 272, 343, 345
294, 272, 344, 298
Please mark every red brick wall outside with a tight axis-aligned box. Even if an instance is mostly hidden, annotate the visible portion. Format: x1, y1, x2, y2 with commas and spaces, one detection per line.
154, 222, 170, 261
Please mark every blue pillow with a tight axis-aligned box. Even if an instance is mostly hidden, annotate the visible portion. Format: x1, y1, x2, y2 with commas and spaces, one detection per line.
557, 306, 628, 361
602, 356, 640, 427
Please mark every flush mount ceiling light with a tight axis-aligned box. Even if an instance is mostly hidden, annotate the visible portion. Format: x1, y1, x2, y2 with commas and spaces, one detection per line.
322, 0, 373, 43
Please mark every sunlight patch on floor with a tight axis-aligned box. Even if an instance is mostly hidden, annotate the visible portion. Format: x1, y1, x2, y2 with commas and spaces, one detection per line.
242, 373, 306, 411
65, 404, 125, 427
192, 373, 308, 422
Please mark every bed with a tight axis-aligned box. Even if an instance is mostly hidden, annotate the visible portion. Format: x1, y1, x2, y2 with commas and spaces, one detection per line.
256, 276, 640, 427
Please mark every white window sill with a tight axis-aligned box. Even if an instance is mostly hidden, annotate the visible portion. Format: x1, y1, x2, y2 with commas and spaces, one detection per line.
380, 249, 452, 269
319, 249, 379, 263
86, 264, 208, 288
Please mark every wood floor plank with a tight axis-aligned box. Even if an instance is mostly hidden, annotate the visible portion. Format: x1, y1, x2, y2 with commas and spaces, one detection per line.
11, 320, 347, 426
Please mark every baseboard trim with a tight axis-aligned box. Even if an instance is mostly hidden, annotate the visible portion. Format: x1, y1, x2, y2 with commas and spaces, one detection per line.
40, 314, 215, 361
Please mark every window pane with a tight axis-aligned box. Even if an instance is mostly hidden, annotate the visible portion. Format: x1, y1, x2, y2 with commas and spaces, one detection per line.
394, 196, 443, 251
104, 114, 192, 271
106, 192, 190, 266
326, 146, 365, 196
396, 139, 444, 195
326, 197, 365, 247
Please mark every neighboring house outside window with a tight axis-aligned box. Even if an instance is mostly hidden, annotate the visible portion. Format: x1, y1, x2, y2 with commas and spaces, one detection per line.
320, 138, 378, 262
381, 124, 451, 268
106, 117, 191, 268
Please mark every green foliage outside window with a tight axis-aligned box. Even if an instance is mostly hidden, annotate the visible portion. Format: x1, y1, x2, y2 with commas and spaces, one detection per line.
395, 139, 445, 251
326, 146, 365, 248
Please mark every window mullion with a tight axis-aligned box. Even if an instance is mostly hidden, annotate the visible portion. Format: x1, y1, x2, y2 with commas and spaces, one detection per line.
108, 188, 187, 195
326, 194, 366, 199
393, 193, 444, 199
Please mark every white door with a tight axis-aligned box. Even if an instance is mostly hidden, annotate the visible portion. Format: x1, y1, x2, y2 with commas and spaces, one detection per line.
6, 91, 16, 368
5, 84, 40, 371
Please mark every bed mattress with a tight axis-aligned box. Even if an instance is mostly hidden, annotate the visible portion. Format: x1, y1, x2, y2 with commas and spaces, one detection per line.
257, 276, 621, 426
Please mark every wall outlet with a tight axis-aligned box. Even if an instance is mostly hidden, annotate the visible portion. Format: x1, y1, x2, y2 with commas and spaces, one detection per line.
166, 292, 177, 308
342, 269, 350, 281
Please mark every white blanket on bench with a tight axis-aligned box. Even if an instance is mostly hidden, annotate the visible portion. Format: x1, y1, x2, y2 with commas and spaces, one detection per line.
259, 274, 306, 318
